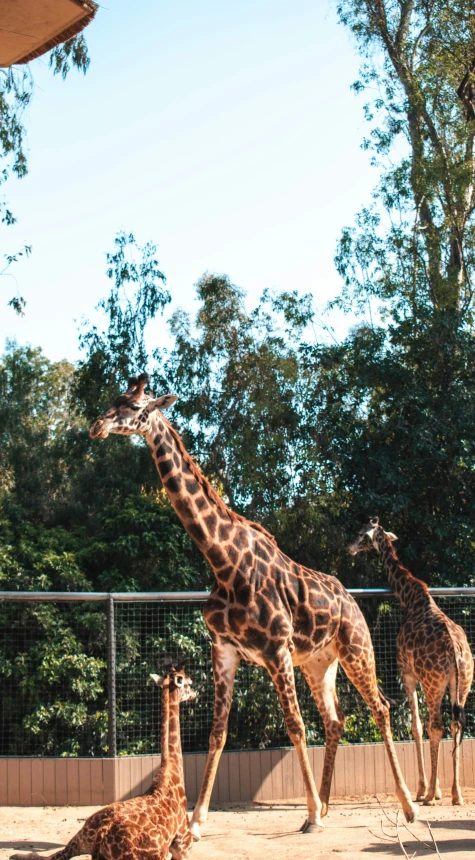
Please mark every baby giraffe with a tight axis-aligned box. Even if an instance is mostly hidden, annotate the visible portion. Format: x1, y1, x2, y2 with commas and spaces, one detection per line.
349, 517, 473, 806
11, 664, 196, 860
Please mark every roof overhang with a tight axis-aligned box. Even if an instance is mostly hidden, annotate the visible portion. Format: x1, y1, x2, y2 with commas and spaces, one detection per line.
0, 0, 98, 67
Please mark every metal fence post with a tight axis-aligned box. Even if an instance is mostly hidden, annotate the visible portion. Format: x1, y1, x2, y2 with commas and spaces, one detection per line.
107, 595, 117, 758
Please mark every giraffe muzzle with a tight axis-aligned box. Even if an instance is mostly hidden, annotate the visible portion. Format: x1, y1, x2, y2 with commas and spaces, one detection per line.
90, 420, 110, 439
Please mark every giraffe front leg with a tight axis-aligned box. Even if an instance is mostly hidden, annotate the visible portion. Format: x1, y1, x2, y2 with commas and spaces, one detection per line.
170, 824, 193, 860
189, 641, 240, 841
301, 655, 345, 818
265, 648, 323, 833
422, 696, 444, 806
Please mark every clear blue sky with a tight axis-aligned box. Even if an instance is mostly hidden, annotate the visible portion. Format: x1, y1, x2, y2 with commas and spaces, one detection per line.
1, 0, 374, 363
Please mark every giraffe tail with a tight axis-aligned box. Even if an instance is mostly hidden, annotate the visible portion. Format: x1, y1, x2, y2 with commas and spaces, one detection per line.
447, 625, 466, 743
452, 703, 466, 742
377, 684, 397, 708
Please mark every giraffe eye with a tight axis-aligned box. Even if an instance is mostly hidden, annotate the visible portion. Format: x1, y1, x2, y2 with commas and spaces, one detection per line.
130, 405, 141, 411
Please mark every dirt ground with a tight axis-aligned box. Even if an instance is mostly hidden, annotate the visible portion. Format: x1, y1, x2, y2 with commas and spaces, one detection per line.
1, 791, 475, 860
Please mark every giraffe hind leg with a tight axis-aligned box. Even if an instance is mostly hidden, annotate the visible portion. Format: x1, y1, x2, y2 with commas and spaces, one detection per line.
421, 691, 444, 806
400, 672, 428, 801
449, 662, 472, 806
301, 655, 345, 818
337, 627, 417, 823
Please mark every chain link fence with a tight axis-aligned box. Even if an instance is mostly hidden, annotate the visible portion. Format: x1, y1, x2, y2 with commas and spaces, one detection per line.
0, 589, 474, 757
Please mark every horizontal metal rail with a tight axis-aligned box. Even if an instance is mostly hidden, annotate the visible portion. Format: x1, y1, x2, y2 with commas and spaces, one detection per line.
0, 591, 210, 601
1, 587, 475, 601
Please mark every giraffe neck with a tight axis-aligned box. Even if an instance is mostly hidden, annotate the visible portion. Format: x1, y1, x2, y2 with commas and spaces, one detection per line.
167, 688, 184, 782
373, 528, 428, 609
144, 412, 257, 579
150, 685, 183, 795
160, 681, 170, 766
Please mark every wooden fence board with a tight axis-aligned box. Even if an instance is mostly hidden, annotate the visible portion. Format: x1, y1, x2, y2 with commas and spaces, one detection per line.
0, 759, 7, 805
228, 752, 241, 802
271, 749, 283, 801
54, 758, 68, 806
128, 758, 142, 801
42, 759, 56, 806
2, 739, 475, 806
66, 758, 80, 806
183, 754, 196, 802
238, 751, 251, 802
354, 744, 366, 795
18, 758, 32, 806
249, 750, 261, 801
281, 749, 293, 799
258, 750, 272, 801
78, 759, 92, 805
217, 750, 230, 803
7, 759, 20, 805
31, 759, 44, 806
102, 759, 115, 805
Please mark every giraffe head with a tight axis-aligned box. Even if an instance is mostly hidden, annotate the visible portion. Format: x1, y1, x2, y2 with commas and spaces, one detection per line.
89, 373, 177, 439
150, 665, 196, 703
347, 516, 398, 555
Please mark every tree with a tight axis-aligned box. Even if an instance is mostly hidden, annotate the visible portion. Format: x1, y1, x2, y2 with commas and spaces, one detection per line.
75, 231, 170, 420
1, 36, 91, 314
294, 0, 475, 585
335, 0, 475, 318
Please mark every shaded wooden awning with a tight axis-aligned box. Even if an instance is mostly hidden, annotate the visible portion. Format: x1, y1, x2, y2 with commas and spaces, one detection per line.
0, 0, 98, 67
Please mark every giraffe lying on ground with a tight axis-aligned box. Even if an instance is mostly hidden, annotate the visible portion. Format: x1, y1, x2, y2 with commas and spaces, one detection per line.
89, 374, 417, 834
11, 665, 196, 860
348, 517, 474, 806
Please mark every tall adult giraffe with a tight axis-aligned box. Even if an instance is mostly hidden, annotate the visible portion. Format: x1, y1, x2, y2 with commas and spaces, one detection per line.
90, 374, 417, 835
348, 517, 474, 806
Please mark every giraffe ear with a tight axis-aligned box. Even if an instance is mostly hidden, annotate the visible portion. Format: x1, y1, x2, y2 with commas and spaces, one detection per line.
386, 532, 398, 542
150, 673, 165, 686
150, 395, 178, 412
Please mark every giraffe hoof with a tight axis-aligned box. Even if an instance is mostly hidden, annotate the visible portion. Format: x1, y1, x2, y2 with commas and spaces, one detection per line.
452, 797, 464, 806
423, 797, 436, 806
403, 803, 418, 823
189, 821, 202, 841
300, 820, 324, 833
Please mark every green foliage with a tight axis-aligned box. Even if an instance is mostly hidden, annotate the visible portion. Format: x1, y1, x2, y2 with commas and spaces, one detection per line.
76, 232, 170, 419
49, 35, 91, 79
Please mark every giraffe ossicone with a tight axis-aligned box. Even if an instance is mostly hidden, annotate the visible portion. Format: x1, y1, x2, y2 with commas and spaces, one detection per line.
90, 377, 417, 835
10, 665, 196, 860
349, 518, 474, 806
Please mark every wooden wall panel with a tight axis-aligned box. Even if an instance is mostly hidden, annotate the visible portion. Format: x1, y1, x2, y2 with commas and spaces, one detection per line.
7, 759, 20, 805
0, 759, 7, 805
2, 739, 475, 807
54, 758, 68, 805
31, 759, 44, 806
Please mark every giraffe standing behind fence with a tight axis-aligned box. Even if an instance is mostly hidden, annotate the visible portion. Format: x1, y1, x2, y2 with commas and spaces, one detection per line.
348, 517, 474, 806
11, 665, 196, 860
89, 374, 417, 835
